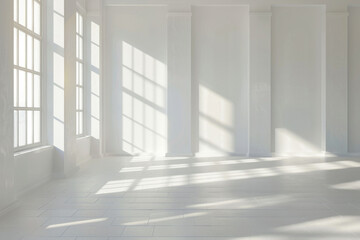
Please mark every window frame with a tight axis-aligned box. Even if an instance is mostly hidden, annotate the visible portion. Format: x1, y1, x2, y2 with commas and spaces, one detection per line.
76, 9, 85, 137
13, 0, 43, 152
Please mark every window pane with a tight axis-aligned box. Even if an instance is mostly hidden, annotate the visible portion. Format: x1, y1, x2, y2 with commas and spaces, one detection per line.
79, 62, 83, 85
76, 61, 79, 85
79, 88, 83, 110
34, 0, 40, 35
27, 110, 33, 144
19, 0, 26, 26
14, 0, 18, 22
76, 87, 79, 110
79, 36, 83, 60
34, 74, 40, 108
27, 0, 33, 30
34, 38, 40, 72
14, 111, 18, 147
76, 35, 79, 59
34, 110, 40, 143
76, 112, 79, 135
19, 30, 26, 68
79, 14, 83, 36
19, 110, 26, 146
27, 35, 33, 70
79, 111, 83, 134
14, 29, 17, 65
19, 70, 26, 107
27, 72, 33, 107
14, 69, 18, 107
76, 12, 79, 34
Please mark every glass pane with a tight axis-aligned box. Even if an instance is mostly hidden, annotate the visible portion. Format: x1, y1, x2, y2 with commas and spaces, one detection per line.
76, 61, 79, 85
76, 112, 79, 135
18, 70, 26, 107
14, 111, 18, 147
79, 36, 83, 60
19, 0, 26, 26
79, 62, 83, 85
27, 35, 33, 70
76, 35, 79, 59
34, 74, 40, 108
79, 14, 83, 36
34, 0, 40, 35
76, 12, 79, 34
14, 29, 17, 65
27, 72, 33, 107
34, 38, 40, 72
19, 110, 26, 146
77, 87, 80, 110
27, 0, 33, 30
34, 110, 40, 143
79, 111, 83, 134
19, 30, 26, 68
27, 110, 33, 144
14, 69, 18, 107
14, 0, 18, 22
79, 87, 83, 110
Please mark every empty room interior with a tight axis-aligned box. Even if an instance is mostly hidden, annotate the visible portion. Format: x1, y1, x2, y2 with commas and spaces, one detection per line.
1, 0, 360, 239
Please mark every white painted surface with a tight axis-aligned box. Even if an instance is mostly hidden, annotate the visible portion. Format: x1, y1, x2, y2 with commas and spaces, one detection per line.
271, 6, 324, 155
249, 12, 272, 156
349, 7, 360, 153
167, 10, 192, 156
14, 147, 53, 196
2, 156, 360, 239
192, 6, 249, 156
326, 12, 348, 154
0, 0, 16, 212
103, 6, 168, 155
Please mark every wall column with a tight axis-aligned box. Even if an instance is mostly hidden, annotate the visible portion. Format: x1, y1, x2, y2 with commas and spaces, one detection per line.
52, 0, 77, 176
167, 6, 192, 156
0, 0, 15, 212
249, 12, 272, 156
325, 12, 348, 154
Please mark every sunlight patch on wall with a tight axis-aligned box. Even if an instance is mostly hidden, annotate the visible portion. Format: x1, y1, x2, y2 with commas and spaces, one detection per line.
121, 41, 167, 155
199, 85, 234, 154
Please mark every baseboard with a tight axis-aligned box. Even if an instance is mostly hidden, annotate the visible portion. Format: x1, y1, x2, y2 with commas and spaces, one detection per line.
17, 174, 53, 198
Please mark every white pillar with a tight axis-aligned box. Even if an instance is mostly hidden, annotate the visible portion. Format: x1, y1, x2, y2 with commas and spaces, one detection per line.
167, 9, 192, 156
249, 12, 272, 156
63, 0, 77, 174
325, 12, 348, 154
52, 0, 77, 176
0, 0, 16, 211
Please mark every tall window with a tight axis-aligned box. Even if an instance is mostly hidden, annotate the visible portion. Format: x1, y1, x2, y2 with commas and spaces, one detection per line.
76, 11, 84, 135
14, 0, 42, 149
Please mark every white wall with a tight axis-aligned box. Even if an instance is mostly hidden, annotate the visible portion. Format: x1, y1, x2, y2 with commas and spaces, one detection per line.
349, 7, 360, 154
103, 6, 168, 155
192, 6, 249, 156
15, 147, 53, 195
101, 0, 360, 157
271, 6, 324, 155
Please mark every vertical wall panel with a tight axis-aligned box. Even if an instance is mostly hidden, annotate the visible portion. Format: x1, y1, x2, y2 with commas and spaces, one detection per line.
192, 6, 249, 156
272, 6, 325, 155
349, 7, 360, 153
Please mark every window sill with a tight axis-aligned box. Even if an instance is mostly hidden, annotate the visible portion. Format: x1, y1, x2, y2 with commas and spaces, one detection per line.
76, 135, 91, 140
14, 145, 53, 157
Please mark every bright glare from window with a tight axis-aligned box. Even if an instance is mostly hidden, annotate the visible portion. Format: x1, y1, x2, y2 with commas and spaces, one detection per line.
14, 0, 42, 149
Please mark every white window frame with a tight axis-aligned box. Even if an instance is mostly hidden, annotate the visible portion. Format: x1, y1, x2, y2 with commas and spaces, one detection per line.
76, 10, 85, 136
13, 0, 43, 151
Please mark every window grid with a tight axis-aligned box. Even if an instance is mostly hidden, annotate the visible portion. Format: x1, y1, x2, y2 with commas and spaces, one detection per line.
14, 0, 42, 150
76, 12, 84, 136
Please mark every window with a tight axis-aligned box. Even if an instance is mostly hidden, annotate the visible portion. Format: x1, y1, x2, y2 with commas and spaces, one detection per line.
76, 11, 84, 136
14, 0, 42, 149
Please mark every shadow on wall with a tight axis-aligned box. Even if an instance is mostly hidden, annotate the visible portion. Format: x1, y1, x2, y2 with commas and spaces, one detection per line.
121, 41, 167, 155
